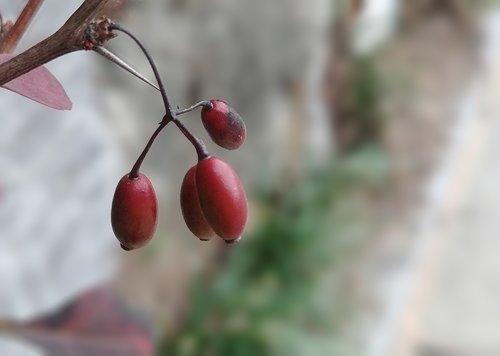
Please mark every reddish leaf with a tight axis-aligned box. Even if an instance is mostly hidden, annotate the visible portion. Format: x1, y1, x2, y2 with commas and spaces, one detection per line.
0, 53, 72, 110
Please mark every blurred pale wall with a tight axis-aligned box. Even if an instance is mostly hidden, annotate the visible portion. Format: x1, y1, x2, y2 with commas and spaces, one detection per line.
0, 0, 122, 321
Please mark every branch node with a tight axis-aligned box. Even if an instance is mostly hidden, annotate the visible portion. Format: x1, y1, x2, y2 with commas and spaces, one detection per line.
81, 16, 115, 50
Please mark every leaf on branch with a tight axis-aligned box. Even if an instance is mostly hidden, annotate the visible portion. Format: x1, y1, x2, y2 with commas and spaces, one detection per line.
0, 54, 72, 110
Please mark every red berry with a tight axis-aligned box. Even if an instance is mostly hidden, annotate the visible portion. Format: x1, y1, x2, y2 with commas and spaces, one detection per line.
180, 165, 216, 241
196, 157, 247, 242
111, 173, 158, 250
201, 99, 246, 150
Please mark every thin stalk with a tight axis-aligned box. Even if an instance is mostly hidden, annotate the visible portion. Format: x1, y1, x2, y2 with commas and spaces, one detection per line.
109, 23, 175, 119
129, 120, 169, 179
93, 46, 160, 91
173, 119, 209, 161
109, 23, 210, 171
176, 100, 212, 116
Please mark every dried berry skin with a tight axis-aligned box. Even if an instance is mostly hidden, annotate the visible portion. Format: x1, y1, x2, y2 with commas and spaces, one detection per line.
201, 99, 246, 150
196, 157, 247, 241
180, 165, 216, 240
111, 173, 158, 250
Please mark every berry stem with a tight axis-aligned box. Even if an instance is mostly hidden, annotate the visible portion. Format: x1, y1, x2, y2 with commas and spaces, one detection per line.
175, 100, 212, 116
173, 119, 209, 161
129, 119, 169, 179
109, 24, 209, 164
109, 23, 176, 120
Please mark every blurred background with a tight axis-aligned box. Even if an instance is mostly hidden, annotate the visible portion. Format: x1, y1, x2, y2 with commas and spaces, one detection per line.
1, 0, 500, 355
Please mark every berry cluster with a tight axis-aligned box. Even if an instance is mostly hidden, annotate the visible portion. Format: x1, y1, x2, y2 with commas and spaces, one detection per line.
107, 25, 248, 251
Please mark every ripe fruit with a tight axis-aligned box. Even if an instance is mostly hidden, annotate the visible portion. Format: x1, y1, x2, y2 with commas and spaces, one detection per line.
196, 157, 247, 242
111, 173, 158, 250
180, 165, 215, 241
201, 99, 246, 150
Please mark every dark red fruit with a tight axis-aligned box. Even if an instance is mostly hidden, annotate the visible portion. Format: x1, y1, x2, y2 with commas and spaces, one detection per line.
201, 99, 246, 150
196, 157, 247, 242
180, 165, 216, 241
111, 173, 158, 250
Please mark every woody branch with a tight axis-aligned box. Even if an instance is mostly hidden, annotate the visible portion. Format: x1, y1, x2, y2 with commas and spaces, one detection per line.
0, 0, 114, 86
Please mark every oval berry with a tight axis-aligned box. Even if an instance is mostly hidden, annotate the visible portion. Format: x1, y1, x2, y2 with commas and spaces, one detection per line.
180, 165, 216, 241
196, 157, 247, 242
201, 99, 246, 150
111, 173, 158, 250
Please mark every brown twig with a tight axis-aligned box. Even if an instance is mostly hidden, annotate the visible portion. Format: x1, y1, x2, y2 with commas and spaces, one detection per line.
0, 0, 113, 86
0, 0, 44, 53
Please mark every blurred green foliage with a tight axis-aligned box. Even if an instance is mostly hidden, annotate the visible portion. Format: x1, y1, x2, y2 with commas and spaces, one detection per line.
346, 55, 384, 149
159, 146, 388, 356
349, 56, 383, 125
334, 53, 385, 152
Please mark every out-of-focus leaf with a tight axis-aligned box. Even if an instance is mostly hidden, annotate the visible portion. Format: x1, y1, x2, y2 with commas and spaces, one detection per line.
0, 53, 72, 110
